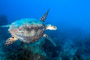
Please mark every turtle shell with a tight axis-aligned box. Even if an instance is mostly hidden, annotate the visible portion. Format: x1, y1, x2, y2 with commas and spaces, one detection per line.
9, 18, 46, 43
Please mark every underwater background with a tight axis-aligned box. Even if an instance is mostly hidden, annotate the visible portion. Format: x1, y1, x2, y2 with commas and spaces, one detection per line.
0, 0, 90, 60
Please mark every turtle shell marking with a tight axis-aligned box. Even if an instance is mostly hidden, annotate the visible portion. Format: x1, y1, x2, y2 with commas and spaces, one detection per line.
9, 18, 45, 43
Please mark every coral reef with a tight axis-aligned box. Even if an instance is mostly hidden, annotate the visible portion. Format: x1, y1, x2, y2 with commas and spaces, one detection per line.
0, 17, 90, 60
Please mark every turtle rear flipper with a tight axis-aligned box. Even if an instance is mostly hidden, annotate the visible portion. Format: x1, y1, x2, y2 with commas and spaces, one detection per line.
5, 37, 18, 46
43, 34, 56, 47
0, 24, 10, 27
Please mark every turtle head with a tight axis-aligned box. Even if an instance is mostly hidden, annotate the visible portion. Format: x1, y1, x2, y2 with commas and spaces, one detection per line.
46, 24, 57, 30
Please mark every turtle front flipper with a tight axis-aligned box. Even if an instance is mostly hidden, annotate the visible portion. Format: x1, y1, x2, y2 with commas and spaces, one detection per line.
5, 37, 18, 46
40, 9, 49, 22
43, 34, 56, 47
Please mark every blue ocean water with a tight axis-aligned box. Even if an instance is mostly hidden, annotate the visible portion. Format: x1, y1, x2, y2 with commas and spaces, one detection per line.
0, 0, 90, 60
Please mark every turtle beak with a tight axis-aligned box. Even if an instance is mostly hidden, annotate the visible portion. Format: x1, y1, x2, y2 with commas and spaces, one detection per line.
53, 26, 57, 30
49, 26, 57, 30
46, 24, 57, 30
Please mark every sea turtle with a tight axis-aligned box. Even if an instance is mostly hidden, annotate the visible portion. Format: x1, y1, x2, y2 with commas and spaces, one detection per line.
1, 9, 57, 46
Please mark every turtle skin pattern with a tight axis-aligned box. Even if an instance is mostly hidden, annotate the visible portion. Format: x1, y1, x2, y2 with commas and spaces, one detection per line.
9, 18, 46, 43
